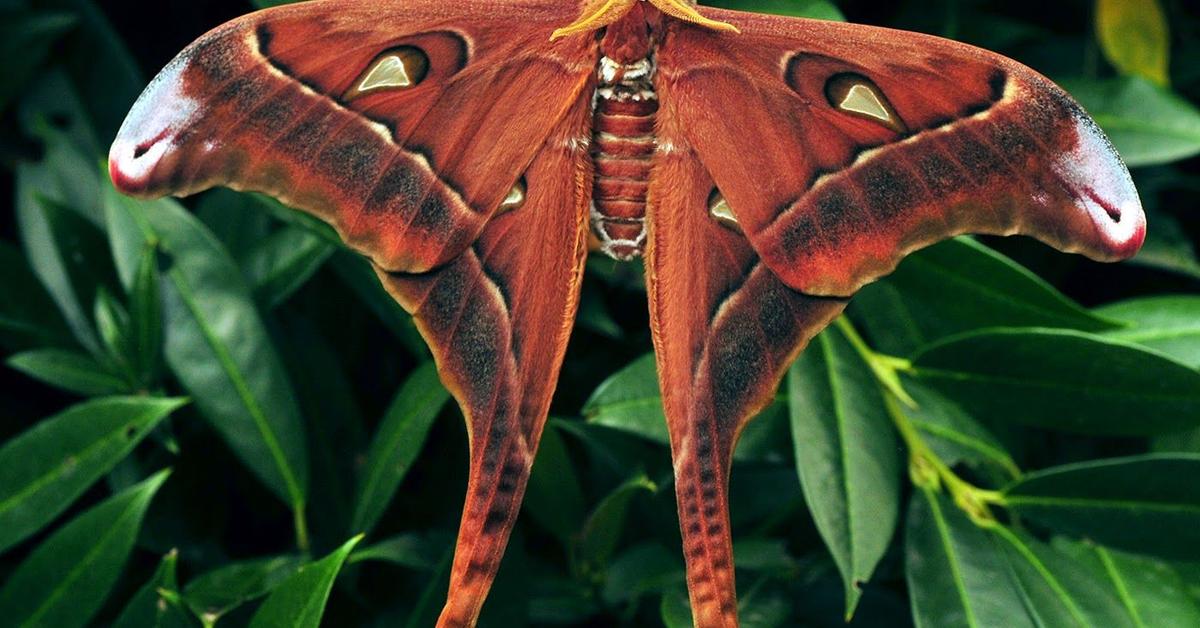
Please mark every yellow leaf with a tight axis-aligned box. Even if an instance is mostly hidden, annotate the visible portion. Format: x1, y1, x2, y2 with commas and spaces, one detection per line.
1096, 0, 1171, 86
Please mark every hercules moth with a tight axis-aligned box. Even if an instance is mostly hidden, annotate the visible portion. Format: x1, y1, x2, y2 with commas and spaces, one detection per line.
109, 0, 1145, 625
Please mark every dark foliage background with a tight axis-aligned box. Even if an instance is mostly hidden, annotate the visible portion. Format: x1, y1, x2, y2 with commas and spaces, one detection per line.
1, 0, 1198, 626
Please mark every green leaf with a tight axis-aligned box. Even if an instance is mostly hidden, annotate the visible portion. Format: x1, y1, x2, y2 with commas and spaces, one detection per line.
242, 226, 335, 309
0, 10, 76, 113
853, 238, 1117, 356
330, 252, 427, 357
16, 193, 112, 354
660, 587, 694, 628
1056, 541, 1200, 627
0, 397, 184, 552
912, 329, 1200, 435
183, 555, 306, 625
1097, 295, 1200, 368
902, 376, 1020, 479
1064, 77, 1200, 166
603, 543, 684, 605
577, 473, 656, 570
349, 531, 447, 570
129, 243, 164, 383
7, 348, 127, 396
0, 469, 171, 628
351, 361, 449, 534
105, 188, 310, 513
1002, 455, 1200, 560
787, 326, 900, 617
905, 488, 1034, 628
248, 535, 363, 628
584, 353, 787, 462
991, 527, 1131, 627
524, 420, 587, 544
113, 549, 195, 628
1096, 0, 1170, 86
93, 285, 132, 374
0, 240, 71, 350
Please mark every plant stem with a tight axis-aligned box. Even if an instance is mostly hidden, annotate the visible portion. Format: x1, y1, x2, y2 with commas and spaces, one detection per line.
833, 316, 1004, 526
294, 504, 310, 552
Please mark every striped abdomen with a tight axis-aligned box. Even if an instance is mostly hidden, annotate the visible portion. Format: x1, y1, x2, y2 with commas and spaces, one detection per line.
591, 56, 658, 260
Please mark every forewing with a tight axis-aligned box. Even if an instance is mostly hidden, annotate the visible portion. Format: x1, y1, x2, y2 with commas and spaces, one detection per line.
377, 91, 593, 627
657, 8, 1144, 296
109, 0, 594, 274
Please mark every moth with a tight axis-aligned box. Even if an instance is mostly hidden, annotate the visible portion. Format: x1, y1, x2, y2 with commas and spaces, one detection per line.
109, 0, 1145, 625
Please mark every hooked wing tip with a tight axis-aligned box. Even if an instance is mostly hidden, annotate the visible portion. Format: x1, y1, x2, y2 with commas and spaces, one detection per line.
1052, 112, 1146, 261
108, 57, 199, 199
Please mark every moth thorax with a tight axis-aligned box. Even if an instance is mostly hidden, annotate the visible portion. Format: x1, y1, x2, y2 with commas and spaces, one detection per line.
590, 54, 659, 260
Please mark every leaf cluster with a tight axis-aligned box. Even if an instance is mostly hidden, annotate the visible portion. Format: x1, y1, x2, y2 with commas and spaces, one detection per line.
0, 0, 1198, 626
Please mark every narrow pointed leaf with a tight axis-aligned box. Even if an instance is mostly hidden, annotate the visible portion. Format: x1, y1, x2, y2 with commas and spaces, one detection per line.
7, 348, 128, 396
242, 226, 335, 308
992, 527, 1131, 627
1097, 295, 1200, 368
524, 420, 587, 544
183, 555, 306, 624
905, 488, 1034, 628
351, 361, 449, 534
105, 186, 309, 511
1056, 540, 1200, 627
1064, 77, 1200, 166
913, 329, 1200, 435
248, 535, 362, 628
902, 376, 1019, 478
113, 550, 195, 628
0, 396, 184, 552
853, 238, 1116, 356
788, 325, 900, 617
578, 473, 656, 569
1002, 455, 1200, 559
0, 469, 171, 628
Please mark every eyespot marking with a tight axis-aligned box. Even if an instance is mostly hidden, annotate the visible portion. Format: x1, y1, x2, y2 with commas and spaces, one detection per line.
345, 47, 429, 100
498, 178, 526, 214
707, 189, 741, 232
825, 73, 907, 133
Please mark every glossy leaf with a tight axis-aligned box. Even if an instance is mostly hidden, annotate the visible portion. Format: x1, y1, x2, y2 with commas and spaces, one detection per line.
1003, 455, 1200, 559
905, 488, 1033, 628
0, 396, 184, 552
7, 348, 127, 396
991, 527, 1131, 627
183, 555, 305, 624
577, 473, 656, 570
1096, 0, 1170, 86
113, 550, 195, 628
913, 329, 1200, 435
351, 361, 449, 535
901, 376, 1019, 479
105, 187, 309, 512
584, 353, 788, 462
523, 420, 587, 544
853, 238, 1116, 356
1056, 540, 1200, 627
0, 241, 71, 350
787, 325, 900, 616
248, 535, 362, 628
1097, 295, 1200, 368
0, 469, 170, 627
242, 226, 335, 308
1065, 77, 1200, 166
349, 531, 447, 570
128, 242, 163, 383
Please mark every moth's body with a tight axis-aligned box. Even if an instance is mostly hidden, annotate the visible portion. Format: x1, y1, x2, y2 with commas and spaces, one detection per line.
591, 3, 661, 259
108, 1, 1144, 626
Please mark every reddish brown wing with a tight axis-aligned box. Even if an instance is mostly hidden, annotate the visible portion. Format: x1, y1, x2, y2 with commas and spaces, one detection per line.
647, 113, 846, 628
648, 8, 1144, 627
108, 2, 596, 626
379, 92, 593, 627
657, 8, 1144, 297
109, 0, 593, 274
